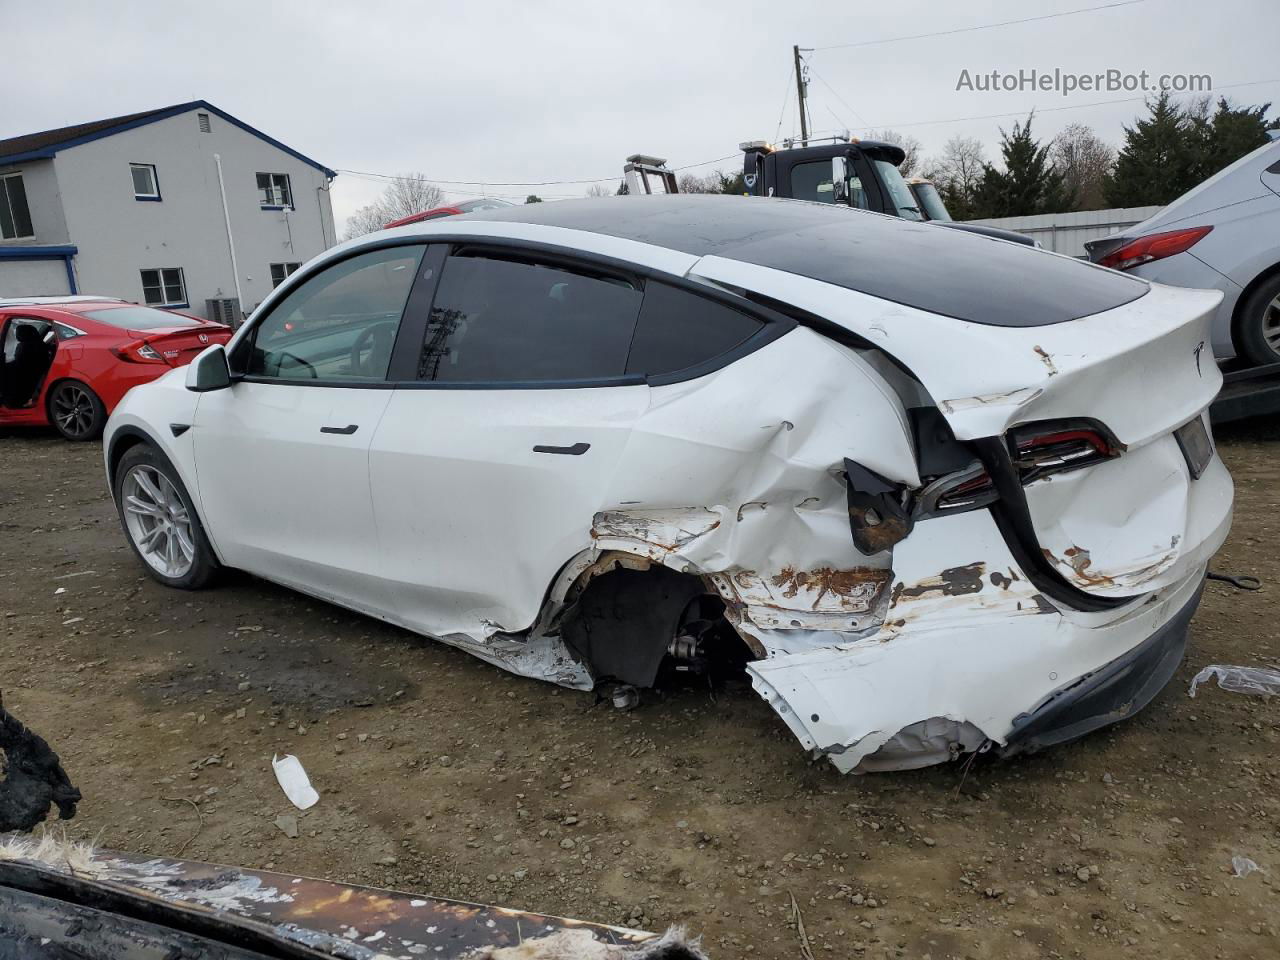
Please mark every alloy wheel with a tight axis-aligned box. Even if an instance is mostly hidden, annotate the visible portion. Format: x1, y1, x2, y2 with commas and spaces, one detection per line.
121, 465, 196, 578
1262, 293, 1280, 354
50, 383, 97, 439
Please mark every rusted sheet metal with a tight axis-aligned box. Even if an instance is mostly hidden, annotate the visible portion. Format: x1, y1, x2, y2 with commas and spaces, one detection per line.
707, 565, 890, 632
0, 838, 673, 959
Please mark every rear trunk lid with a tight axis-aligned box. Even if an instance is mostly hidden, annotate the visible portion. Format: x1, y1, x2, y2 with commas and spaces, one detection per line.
133, 323, 231, 366
690, 254, 1232, 601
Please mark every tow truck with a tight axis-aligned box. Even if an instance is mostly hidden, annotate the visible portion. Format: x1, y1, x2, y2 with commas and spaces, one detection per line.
624, 138, 1034, 245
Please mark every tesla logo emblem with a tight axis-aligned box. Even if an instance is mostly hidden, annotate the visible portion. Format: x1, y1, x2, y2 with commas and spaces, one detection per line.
198, 333, 209, 344
1194, 340, 1205, 377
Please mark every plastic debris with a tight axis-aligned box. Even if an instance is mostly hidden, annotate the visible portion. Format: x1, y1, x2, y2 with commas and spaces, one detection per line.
272, 754, 318, 810
1189, 664, 1280, 698
1232, 855, 1264, 878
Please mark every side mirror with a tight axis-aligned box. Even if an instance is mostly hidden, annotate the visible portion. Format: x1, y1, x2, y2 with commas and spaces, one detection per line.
831, 156, 850, 204
186, 344, 232, 392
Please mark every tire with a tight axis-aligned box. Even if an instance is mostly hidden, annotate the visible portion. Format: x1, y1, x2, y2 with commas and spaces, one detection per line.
113, 444, 220, 589
1235, 272, 1280, 367
47, 379, 106, 442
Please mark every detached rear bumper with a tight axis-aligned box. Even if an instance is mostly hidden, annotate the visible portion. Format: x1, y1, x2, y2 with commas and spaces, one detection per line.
1001, 579, 1203, 756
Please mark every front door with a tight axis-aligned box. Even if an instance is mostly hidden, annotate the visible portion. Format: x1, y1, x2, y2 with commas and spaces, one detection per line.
192, 244, 427, 615
0, 313, 56, 417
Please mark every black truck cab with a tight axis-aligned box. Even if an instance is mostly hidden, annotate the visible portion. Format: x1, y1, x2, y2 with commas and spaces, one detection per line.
741, 138, 1035, 245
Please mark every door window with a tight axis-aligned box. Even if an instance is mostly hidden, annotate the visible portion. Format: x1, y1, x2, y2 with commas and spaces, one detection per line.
413, 254, 642, 383
789, 160, 871, 209
245, 245, 425, 382
625, 283, 765, 378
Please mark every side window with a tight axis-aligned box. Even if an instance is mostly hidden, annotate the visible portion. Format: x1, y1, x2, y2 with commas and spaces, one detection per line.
414, 254, 642, 383
245, 245, 425, 382
625, 283, 765, 379
788, 161, 869, 209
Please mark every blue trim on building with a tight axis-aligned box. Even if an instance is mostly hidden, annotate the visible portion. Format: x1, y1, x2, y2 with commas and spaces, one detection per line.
135, 196, 163, 202
0, 101, 337, 178
0, 244, 78, 294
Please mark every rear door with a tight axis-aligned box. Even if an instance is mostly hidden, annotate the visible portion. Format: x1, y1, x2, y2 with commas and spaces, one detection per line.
192, 244, 427, 615
369, 247, 649, 640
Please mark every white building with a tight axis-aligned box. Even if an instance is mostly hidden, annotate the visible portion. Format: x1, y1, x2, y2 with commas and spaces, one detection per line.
0, 100, 337, 321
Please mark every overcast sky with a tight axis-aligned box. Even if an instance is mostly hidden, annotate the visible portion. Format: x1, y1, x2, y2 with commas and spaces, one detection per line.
6, 0, 1277, 233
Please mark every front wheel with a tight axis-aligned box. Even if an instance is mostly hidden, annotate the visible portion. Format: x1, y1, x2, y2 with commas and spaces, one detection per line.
48, 380, 106, 441
114, 444, 220, 589
1235, 273, 1280, 367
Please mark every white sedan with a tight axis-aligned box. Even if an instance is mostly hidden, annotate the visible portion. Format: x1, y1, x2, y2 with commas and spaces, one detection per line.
105, 195, 1233, 773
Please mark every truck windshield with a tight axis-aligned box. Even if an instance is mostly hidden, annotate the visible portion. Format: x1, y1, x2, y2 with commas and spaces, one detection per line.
871, 158, 924, 221
912, 182, 952, 221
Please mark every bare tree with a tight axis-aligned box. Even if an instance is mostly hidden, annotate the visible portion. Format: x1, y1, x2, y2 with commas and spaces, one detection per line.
921, 135, 987, 218
867, 129, 924, 177
1050, 123, 1116, 210
584, 183, 613, 198
343, 173, 445, 240
677, 172, 718, 193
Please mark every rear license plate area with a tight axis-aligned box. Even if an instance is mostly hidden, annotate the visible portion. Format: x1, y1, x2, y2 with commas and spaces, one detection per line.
1175, 415, 1213, 480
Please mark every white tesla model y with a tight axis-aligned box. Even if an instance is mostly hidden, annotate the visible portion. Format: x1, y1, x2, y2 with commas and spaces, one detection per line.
105, 195, 1233, 773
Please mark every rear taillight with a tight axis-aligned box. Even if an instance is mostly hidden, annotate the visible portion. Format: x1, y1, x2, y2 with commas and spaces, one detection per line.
915, 462, 998, 518
913, 421, 1123, 519
1098, 226, 1212, 271
110, 339, 168, 364
1011, 423, 1122, 484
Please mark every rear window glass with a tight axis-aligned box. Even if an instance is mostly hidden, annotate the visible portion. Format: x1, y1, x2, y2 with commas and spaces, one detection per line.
83, 306, 192, 330
414, 255, 642, 382
626, 283, 764, 378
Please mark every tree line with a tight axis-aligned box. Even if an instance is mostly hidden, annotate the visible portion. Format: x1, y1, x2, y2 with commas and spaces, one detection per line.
899, 91, 1275, 219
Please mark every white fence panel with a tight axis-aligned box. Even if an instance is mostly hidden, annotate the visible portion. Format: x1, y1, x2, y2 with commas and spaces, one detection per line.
964, 206, 1163, 257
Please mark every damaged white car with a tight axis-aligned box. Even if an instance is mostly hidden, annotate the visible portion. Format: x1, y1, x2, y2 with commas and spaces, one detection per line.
104, 195, 1234, 773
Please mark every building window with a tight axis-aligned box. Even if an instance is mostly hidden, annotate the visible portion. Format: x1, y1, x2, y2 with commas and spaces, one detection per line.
197, 112, 211, 133
269, 262, 302, 288
257, 172, 292, 208
0, 173, 34, 240
140, 268, 188, 307
131, 163, 160, 200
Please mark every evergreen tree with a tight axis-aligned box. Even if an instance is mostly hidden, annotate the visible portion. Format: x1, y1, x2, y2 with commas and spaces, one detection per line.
971, 113, 1069, 217
1189, 97, 1275, 183
1106, 92, 1201, 206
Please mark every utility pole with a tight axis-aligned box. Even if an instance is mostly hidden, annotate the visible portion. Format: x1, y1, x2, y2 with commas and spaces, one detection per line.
792, 44, 810, 144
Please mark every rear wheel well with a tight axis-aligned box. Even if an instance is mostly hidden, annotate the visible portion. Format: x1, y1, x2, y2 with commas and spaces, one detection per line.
558, 560, 755, 689
1231, 260, 1280, 351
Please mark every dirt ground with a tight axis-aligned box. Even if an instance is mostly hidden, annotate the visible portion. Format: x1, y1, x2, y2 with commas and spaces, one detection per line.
2, 421, 1279, 960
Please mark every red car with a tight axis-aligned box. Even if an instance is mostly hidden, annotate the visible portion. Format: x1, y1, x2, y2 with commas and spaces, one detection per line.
383, 197, 514, 228
0, 296, 231, 441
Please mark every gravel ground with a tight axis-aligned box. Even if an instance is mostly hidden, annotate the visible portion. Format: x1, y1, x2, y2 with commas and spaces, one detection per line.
2, 419, 1279, 959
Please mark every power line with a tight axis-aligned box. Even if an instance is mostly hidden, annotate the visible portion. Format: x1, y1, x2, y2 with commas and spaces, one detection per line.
774, 61, 794, 143
814, 0, 1145, 51
334, 152, 740, 191
809, 67, 871, 130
